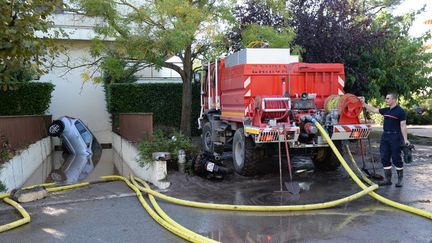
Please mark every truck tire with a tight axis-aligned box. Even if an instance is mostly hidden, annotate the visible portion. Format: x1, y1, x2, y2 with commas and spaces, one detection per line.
202, 122, 214, 153
233, 128, 259, 176
313, 142, 342, 171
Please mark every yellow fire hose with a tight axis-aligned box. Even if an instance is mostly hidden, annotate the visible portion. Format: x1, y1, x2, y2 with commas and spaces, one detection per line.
128, 175, 377, 212
312, 118, 432, 220
0, 198, 31, 233
22, 182, 57, 190
0, 177, 216, 242
46, 182, 91, 193
0, 182, 61, 233
102, 176, 216, 243
0, 193, 10, 200
0, 173, 378, 240
128, 176, 217, 243
0, 182, 58, 200
1, 122, 431, 238
345, 144, 375, 186
0, 182, 94, 233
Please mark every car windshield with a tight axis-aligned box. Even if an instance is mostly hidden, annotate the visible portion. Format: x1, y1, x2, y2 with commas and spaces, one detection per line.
75, 121, 92, 146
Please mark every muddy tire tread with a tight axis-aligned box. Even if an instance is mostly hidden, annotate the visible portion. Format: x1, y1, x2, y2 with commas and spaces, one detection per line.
313, 142, 342, 171
233, 128, 259, 176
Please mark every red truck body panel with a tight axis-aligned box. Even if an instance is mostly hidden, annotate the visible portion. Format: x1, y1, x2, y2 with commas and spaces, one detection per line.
204, 61, 345, 122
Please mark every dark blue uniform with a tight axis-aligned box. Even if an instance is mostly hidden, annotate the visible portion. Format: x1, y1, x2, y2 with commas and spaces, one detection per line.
379, 105, 407, 169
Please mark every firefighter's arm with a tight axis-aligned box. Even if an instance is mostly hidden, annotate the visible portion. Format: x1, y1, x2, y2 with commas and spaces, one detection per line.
400, 120, 410, 145
363, 103, 379, 114
359, 97, 379, 113
360, 98, 379, 113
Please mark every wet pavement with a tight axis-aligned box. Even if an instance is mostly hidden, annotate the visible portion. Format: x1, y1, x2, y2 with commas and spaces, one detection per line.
1, 144, 432, 242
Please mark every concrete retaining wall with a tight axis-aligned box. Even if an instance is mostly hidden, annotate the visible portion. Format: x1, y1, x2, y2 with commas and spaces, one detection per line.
0, 137, 52, 192
112, 132, 170, 189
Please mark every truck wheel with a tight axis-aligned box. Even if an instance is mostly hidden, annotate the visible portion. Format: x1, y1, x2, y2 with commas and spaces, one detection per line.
313, 143, 342, 171
202, 122, 214, 153
233, 128, 259, 176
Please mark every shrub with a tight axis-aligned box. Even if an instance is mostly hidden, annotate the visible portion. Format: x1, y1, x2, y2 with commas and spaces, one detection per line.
138, 129, 198, 166
0, 82, 54, 115
405, 97, 432, 125
407, 109, 432, 125
0, 133, 14, 165
108, 83, 201, 136
0, 180, 6, 193
367, 96, 432, 125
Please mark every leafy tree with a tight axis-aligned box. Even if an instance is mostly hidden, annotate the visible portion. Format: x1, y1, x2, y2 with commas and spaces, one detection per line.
0, 0, 63, 84
226, 0, 297, 52
367, 11, 432, 100
289, 0, 391, 95
73, 0, 234, 136
288, 0, 431, 100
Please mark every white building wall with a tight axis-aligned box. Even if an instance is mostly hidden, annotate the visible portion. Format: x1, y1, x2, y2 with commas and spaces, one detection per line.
39, 12, 184, 144
39, 40, 112, 144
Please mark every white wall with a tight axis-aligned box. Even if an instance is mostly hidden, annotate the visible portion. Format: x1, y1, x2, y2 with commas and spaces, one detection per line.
0, 138, 52, 192
39, 12, 185, 145
39, 40, 112, 144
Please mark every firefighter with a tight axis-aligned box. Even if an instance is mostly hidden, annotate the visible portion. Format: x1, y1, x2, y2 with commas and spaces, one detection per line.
361, 93, 410, 187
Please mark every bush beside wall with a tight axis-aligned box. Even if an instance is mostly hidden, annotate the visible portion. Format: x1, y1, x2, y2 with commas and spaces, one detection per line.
0, 82, 54, 115
108, 83, 201, 136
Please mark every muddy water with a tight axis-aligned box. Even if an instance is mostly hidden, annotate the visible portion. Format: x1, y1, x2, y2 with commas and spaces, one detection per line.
23, 149, 129, 187
161, 145, 432, 242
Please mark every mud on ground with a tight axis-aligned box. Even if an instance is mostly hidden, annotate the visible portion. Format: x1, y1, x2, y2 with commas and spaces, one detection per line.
161, 134, 432, 242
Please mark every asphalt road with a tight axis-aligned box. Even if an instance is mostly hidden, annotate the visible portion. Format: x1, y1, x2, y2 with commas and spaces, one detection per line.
1, 142, 431, 242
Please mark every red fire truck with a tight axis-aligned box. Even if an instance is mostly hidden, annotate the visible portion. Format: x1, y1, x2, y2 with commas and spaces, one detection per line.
198, 48, 369, 176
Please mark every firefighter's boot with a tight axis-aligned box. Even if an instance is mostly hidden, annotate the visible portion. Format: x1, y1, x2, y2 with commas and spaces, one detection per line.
379, 169, 392, 186
395, 169, 403, 188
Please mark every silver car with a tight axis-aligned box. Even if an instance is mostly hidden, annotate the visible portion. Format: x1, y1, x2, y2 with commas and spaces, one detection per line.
48, 116, 102, 158
49, 154, 95, 184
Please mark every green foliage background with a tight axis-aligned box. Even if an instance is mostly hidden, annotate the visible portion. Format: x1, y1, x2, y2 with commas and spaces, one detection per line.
0, 180, 6, 193
138, 129, 198, 166
0, 0, 64, 83
0, 82, 54, 115
108, 83, 201, 135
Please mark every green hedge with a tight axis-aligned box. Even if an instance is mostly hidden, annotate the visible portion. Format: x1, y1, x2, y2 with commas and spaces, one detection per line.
0, 82, 54, 115
0, 180, 6, 193
108, 83, 201, 135
407, 109, 432, 125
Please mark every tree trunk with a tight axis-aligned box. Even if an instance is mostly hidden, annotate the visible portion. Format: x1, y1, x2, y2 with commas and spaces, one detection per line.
180, 45, 193, 136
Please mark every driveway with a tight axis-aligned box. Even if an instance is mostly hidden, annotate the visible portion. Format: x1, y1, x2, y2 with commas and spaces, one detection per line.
1, 144, 431, 242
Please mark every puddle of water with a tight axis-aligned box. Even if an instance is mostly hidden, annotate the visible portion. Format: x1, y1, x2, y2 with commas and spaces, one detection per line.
23, 149, 131, 187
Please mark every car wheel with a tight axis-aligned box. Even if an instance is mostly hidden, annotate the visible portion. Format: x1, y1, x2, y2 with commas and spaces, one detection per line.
48, 120, 65, 137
